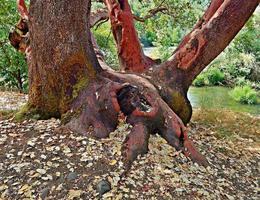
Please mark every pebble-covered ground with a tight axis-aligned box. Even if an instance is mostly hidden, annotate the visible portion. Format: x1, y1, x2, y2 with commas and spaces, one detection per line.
0, 91, 27, 111
0, 91, 259, 200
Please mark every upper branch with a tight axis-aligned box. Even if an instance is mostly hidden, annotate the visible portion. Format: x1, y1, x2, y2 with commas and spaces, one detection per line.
103, 0, 156, 72
90, 8, 108, 27
154, 0, 259, 90
17, 0, 29, 20
133, 6, 167, 22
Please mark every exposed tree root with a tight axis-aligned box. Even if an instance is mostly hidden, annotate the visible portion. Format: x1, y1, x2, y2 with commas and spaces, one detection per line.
65, 71, 208, 169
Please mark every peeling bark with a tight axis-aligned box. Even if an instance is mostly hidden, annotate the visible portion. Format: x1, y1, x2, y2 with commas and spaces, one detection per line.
17, 0, 29, 20
104, 0, 156, 72
154, 0, 259, 89
147, 0, 259, 124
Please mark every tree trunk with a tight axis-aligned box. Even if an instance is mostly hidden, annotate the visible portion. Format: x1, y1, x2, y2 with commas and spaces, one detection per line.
28, 0, 101, 117
10, 0, 258, 169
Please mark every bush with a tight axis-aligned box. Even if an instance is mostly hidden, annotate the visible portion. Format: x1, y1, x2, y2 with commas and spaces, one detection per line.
92, 22, 119, 70
229, 85, 258, 105
193, 67, 224, 87
193, 74, 207, 87
207, 68, 225, 85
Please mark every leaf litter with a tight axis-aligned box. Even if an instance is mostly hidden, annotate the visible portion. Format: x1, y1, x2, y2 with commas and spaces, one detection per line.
0, 91, 259, 199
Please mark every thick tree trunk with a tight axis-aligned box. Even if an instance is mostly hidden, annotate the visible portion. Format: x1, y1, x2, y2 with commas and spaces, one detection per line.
28, 0, 101, 117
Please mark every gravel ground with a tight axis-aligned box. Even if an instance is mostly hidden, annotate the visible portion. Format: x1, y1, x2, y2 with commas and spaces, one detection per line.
0, 91, 259, 200
0, 91, 27, 111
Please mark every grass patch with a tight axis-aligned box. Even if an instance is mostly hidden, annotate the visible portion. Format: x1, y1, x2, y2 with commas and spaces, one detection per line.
191, 108, 259, 140
14, 103, 43, 121
193, 68, 225, 87
229, 85, 258, 105
0, 110, 16, 120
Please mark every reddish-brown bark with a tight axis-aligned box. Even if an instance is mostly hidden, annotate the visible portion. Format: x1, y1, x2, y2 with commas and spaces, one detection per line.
9, 0, 258, 170
104, 0, 156, 72
9, 1, 29, 54
172, 0, 224, 54
27, 0, 102, 117
154, 0, 259, 89
17, 0, 29, 20
146, 0, 259, 124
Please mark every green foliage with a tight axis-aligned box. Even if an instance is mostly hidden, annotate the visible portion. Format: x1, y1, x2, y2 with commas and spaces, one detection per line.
92, 23, 119, 69
150, 46, 172, 62
232, 14, 260, 61
193, 68, 225, 86
0, 0, 28, 92
203, 13, 259, 87
193, 74, 207, 87
229, 85, 258, 105
132, 0, 208, 48
207, 68, 225, 85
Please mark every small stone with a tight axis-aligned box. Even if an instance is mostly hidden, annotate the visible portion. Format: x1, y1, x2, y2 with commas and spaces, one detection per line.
96, 180, 111, 195
40, 188, 50, 199
40, 154, 47, 159
36, 169, 47, 175
67, 172, 77, 181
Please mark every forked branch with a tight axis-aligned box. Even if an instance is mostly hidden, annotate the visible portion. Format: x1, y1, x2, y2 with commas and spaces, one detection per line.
104, 0, 156, 72
153, 0, 259, 90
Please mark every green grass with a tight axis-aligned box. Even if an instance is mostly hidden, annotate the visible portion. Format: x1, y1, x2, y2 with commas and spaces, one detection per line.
192, 108, 259, 140
0, 110, 16, 120
229, 85, 258, 105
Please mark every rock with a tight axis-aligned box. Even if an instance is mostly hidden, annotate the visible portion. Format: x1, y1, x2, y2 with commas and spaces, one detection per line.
67, 172, 77, 181
40, 187, 50, 199
36, 168, 46, 175
96, 180, 111, 195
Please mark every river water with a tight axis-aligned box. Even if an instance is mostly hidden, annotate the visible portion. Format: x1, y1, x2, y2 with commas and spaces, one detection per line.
188, 86, 260, 115
143, 47, 259, 116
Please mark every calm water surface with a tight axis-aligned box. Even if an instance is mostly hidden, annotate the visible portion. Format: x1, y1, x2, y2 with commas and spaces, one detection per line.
188, 86, 260, 115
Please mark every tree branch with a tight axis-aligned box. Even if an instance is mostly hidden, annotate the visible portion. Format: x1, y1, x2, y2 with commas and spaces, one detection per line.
90, 8, 108, 28
103, 0, 156, 72
153, 0, 259, 91
17, 0, 29, 20
133, 6, 167, 22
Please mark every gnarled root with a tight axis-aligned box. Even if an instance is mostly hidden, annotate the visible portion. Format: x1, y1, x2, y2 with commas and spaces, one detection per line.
122, 123, 150, 169
116, 82, 208, 168
64, 71, 208, 168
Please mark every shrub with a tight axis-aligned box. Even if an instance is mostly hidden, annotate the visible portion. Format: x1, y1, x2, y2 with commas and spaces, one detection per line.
193, 68, 224, 87
229, 85, 258, 105
93, 22, 119, 70
207, 68, 225, 85
193, 74, 207, 87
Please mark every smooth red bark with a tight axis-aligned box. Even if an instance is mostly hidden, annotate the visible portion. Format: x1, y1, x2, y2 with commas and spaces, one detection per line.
173, 0, 224, 54
104, 0, 155, 72
17, 0, 29, 20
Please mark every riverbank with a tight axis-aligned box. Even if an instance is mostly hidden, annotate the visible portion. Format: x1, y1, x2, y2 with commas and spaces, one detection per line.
188, 86, 260, 115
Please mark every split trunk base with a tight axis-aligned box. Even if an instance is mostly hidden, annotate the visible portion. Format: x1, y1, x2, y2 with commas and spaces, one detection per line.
65, 70, 208, 169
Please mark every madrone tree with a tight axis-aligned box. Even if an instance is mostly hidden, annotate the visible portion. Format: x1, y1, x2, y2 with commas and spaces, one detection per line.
9, 0, 259, 168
